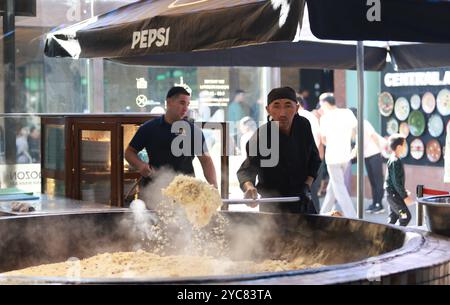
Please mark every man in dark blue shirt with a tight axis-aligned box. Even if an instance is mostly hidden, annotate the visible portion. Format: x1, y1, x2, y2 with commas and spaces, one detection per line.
125, 87, 218, 190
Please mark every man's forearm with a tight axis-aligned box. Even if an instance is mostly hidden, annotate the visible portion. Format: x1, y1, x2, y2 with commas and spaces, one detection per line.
199, 155, 218, 188
125, 147, 146, 170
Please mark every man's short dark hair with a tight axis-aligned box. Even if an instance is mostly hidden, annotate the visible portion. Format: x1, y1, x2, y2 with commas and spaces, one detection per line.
389, 134, 406, 151
322, 95, 336, 106
166, 86, 190, 99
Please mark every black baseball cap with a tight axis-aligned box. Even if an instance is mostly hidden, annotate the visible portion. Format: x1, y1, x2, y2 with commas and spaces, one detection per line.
166, 86, 190, 99
267, 87, 298, 105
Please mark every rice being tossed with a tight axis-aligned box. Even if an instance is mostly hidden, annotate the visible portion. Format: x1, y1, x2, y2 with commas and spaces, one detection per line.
162, 175, 222, 228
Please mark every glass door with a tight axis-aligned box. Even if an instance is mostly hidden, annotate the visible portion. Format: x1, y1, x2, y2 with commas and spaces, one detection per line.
41, 117, 66, 197
73, 122, 117, 205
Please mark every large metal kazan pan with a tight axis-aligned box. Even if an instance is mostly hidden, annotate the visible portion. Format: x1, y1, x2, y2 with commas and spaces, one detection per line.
0, 211, 449, 284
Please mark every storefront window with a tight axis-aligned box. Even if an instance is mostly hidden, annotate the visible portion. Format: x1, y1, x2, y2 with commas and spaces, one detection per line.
0, 0, 328, 210
1, 0, 141, 192
0, 0, 270, 198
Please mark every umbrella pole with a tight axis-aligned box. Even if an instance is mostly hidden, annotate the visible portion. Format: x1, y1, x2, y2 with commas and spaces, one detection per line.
356, 41, 365, 219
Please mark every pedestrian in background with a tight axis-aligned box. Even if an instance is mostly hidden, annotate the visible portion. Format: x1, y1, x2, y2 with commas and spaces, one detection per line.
384, 134, 414, 226
319, 95, 357, 218
298, 96, 322, 212
350, 108, 386, 214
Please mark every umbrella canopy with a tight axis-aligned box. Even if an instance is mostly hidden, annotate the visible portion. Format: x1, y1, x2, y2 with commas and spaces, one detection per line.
45, 0, 304, 59
307, 0, 450, 43
111, 39, 387, 70
390, 43, 450, 70
44, 0, 387, 70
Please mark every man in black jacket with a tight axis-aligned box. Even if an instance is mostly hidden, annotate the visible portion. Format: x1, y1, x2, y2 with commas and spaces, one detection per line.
237, 87, 321, 214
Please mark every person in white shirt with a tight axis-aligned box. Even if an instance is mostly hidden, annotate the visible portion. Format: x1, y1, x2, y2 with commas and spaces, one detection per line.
238, 116, 257, 157
319, 95, 357, 218
298, 98, 320, 149
298, 96, 322, 212
350, 108, 386, 214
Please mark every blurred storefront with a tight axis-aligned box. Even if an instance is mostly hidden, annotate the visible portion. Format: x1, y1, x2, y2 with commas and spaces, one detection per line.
0, 0, 270, 197
2, 0, 446, 202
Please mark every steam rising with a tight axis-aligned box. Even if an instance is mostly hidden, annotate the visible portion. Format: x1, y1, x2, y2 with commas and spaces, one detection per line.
3, 168, 373, 280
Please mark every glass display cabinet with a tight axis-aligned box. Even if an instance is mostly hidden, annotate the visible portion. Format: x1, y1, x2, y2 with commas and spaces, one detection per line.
41, 115, 156, 206
41, 115, 229, 207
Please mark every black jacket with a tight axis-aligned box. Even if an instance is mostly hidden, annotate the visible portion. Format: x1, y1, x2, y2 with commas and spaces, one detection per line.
237, 114, 321, 213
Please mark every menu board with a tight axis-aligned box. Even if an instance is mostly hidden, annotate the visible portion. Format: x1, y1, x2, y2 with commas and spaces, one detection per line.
380, 67, 449, 167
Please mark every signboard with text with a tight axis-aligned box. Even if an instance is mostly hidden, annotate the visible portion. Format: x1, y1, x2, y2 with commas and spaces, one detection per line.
0, 164, 41, 193
380, 67, 449, 167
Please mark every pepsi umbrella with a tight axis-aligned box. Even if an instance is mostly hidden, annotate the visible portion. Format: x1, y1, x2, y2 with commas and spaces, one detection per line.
45, 0, 304, 59
44, 0, 387, 70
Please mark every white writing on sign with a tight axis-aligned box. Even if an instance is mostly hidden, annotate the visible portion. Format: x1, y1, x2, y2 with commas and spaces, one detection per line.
199, 84, 230, 90
136, 78, 148, 89
384, 71, 450, 87
199, 79, 230, 104
0, 164, 41, 193
204, 79, 226, 84
200, 79, 229, 90
131, 27, 170, 49
366, 0, 381, 22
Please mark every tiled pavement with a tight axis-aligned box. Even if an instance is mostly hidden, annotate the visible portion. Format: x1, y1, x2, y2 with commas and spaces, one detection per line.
228, 196, 421, 228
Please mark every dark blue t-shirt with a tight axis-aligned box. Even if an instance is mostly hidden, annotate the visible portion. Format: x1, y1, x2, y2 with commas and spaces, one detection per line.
129, 116, 208, 175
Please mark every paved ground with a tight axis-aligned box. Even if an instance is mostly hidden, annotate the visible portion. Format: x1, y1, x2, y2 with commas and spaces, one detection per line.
343, 196, 418, 227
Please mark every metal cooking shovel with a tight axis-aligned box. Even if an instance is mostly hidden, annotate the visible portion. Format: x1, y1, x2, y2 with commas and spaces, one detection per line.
222, 196, 300, 205
126, 177, 148, 211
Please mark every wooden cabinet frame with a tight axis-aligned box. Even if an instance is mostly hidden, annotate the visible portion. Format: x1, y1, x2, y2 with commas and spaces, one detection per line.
73, 122, 118, 206
41, 115, 230, 207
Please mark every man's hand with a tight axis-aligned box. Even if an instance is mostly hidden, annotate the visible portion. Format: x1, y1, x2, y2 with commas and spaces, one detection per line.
302, 183, 313, 203
138, 163, 153, 177
125, 146, 153, 178
243, 181, 258, 208
404, 196, 415, 206
198, 154, 218, 189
